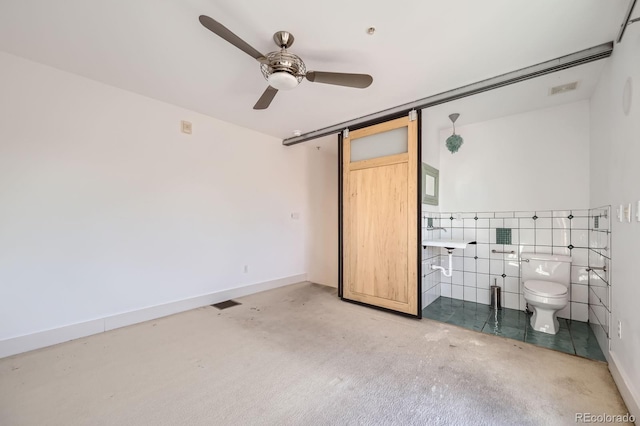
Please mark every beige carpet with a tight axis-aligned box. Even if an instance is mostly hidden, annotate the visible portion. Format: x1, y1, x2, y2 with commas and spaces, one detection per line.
0, 282, 630, 425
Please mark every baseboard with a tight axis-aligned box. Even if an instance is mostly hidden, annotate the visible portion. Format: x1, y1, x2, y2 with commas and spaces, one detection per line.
0, 274, 306, 359
0, 319, 105, 360
608, 351, 640, 419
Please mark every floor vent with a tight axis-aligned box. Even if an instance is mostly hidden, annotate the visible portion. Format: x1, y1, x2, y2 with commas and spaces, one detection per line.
212, 300, 241, 310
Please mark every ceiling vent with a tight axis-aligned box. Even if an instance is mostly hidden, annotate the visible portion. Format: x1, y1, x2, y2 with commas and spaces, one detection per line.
550, 81, 579, 95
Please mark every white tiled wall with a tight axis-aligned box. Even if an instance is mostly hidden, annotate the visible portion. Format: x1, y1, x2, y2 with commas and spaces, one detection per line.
588, 206, 611, 350
423, 208, 591, 321
421, 211, 442, 309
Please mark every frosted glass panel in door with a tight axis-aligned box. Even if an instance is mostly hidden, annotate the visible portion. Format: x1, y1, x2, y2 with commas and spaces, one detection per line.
350, 126, 408, 162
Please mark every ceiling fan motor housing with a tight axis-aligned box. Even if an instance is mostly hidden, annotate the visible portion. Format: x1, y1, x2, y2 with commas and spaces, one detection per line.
260, 50, 306, 90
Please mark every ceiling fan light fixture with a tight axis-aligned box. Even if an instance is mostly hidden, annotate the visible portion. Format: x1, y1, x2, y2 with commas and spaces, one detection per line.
267, 71, 300, 90
260, 50, 306, 91
198, 16, 373, 109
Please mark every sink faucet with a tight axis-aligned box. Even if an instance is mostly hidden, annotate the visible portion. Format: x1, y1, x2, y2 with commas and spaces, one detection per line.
426, 226, 447, 232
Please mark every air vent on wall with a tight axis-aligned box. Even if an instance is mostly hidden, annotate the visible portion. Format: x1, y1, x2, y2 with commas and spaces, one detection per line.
549, 81, 579, 95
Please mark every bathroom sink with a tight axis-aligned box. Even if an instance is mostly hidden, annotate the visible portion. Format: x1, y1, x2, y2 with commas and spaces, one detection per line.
423, 239, 477, 277
422, 239, 476, 250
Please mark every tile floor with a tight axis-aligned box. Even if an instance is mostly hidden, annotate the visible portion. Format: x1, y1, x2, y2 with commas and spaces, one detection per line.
423, 297, 606, 361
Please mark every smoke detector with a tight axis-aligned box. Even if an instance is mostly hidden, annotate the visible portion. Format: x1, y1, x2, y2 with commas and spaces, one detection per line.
549, 81, 579, 95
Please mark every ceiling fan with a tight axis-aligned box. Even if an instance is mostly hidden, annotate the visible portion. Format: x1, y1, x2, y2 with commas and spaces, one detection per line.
198, 15, 374, 110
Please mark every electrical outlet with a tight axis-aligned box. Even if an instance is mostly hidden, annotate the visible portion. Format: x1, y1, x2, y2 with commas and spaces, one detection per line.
617, 205, 623, 222
617, 320, 622, 338
243, 265, 249, 273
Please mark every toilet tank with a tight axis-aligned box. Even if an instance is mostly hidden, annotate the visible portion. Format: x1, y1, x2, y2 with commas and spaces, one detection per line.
520, 252, 572, 286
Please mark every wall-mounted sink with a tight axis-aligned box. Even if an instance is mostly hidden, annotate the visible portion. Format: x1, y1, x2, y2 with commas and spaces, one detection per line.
422, 239, 476, 250
423, 239, 476, 277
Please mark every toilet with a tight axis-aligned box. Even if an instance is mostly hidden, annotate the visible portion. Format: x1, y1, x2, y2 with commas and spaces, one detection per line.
521, 252, 572, 335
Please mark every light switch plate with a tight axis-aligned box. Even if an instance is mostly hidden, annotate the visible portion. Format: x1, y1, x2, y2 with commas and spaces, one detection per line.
181, 120, 192, 134
636, 201, 640, 222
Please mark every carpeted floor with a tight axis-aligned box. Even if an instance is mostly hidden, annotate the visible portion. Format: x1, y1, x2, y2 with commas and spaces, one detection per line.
0, 282, 631, 425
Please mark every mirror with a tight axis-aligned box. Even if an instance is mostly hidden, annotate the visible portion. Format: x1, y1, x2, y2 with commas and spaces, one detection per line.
422, 163, 439, 205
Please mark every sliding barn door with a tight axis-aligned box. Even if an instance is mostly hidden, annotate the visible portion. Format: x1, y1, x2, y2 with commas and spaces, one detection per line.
342, 115, 419, 315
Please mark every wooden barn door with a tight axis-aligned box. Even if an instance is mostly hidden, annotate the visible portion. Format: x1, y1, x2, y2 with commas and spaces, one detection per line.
342, 115, 419, 315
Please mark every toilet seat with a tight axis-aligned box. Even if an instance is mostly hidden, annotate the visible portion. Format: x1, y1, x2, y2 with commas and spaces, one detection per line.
524, 280, 567, 297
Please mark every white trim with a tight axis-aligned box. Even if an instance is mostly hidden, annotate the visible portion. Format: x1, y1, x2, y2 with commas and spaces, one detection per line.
0, 319, 105, 360
608, 351, 640, 419
0, 274, 306, 359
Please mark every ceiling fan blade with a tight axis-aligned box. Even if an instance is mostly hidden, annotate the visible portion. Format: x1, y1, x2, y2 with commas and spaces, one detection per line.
305, 71, 373, 88
199, 15, 267, 63
254, 86, 278, 110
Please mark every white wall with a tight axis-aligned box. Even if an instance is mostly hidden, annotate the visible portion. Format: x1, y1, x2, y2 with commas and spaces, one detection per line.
306, 140, 338, 288
0, 52, 309, 347
590, 24, 640, 416
437, 101, 590, 213
421, 110, 441, 172
420, 110, 441, 214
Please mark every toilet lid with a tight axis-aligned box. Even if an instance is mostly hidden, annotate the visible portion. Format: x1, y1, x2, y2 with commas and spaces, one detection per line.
524, 280, 567, 296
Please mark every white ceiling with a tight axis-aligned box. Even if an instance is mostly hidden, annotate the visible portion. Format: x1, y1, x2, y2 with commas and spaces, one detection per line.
304, 58, 607, 158
423, 60, 606, 132
0, 0, 630, 140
